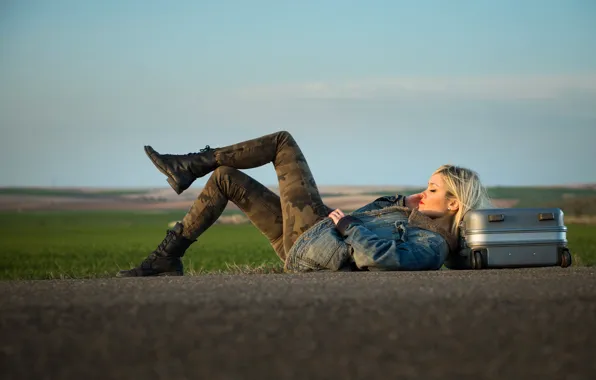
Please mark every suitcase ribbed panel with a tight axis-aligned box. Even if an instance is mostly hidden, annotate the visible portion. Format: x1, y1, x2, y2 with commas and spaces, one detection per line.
465, 230, 567, 246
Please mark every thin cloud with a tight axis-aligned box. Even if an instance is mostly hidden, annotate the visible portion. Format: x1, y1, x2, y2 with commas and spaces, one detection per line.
234, 75, 596, 101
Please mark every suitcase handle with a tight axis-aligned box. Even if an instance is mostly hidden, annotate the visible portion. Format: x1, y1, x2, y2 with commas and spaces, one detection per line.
488, 214, 505, 222
488, 212, 556, 222
538, 212, 555, 221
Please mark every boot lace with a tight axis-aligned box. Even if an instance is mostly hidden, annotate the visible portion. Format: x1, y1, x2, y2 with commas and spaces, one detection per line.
140, 229, 175, 269
185, 145, 213, 156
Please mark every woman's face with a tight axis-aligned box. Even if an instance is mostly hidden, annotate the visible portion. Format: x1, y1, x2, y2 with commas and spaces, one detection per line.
418, 173, 456, 218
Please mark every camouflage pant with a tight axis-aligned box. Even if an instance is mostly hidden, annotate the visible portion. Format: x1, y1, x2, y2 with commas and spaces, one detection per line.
181, 131, 332, 261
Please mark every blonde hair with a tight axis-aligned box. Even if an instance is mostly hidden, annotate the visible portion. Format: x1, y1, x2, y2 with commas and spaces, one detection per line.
433, 164, 493, 235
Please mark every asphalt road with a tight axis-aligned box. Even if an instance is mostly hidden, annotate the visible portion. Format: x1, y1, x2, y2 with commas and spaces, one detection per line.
1, 268, 595, 380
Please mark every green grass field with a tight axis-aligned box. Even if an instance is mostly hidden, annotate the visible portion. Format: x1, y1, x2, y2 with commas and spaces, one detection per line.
1, 211, 594, 280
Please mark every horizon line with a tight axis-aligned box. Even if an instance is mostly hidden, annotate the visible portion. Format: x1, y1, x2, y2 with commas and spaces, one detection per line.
1, 183, 596, 190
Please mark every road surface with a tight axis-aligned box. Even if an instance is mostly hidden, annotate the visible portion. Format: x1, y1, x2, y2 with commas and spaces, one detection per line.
1, 268, 595, 379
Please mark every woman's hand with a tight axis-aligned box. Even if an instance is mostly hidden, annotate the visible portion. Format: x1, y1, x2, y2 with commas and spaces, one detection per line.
405, 193, 423, 209
328, 208, 345, 225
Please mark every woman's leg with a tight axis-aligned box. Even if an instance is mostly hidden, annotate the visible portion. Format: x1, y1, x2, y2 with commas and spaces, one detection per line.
119, 131, 327, 277
210, 131, 330, 252
117, 166, 286, 277
182, 166, 285, 260
148, 130, 331, 253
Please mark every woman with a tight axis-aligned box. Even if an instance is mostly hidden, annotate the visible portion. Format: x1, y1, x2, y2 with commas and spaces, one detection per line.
117, 131, 492, 277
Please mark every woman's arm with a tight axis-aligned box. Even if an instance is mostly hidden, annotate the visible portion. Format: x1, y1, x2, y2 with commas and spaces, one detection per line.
349, 194, 407, 214
329, 210, 446, 271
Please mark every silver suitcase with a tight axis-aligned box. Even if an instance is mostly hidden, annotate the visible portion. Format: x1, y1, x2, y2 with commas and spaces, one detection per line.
444, 208, 573, 270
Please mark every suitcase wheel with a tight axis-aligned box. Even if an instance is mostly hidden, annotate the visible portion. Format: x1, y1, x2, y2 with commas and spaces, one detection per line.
471, 250, 484, 269
560, 249, 572, 268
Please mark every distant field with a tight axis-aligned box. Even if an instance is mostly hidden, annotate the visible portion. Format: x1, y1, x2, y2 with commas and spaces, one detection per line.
368, 186, 596, 208
486, 186, 596, 208
0, 211, 593, 280
2, 185, 596, 214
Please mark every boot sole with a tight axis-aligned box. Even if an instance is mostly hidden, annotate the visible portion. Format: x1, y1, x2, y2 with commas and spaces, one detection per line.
157, 272, 183, 276
116, 271, 183, 278
144, 146, 185, 195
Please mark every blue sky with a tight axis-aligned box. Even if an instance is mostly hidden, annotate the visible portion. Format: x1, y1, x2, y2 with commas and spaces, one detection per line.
1, 0, 595, 188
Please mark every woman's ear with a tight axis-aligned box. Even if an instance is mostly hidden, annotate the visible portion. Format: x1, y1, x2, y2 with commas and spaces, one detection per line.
448, 199, 460, 212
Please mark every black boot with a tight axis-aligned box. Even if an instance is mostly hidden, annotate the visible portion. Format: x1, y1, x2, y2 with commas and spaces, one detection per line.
117, 222, 195, 277
144, 145, 217, 194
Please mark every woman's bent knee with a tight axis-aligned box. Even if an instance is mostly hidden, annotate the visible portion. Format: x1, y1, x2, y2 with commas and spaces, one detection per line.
212, 166, 238, 178
275, 130, 295, 144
